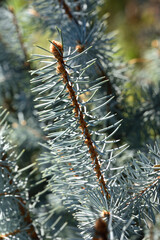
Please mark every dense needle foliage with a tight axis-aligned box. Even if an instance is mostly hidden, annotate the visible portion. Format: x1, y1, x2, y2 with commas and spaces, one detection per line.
0, 1, 160, 239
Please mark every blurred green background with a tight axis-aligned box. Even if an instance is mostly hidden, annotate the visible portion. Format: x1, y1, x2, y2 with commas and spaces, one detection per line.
102, 0, 160, 60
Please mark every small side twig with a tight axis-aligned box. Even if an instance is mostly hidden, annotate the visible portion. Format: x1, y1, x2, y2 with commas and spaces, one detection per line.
0, 152, 40, 239
8, 6, 30, 69
58, 0, 79, 25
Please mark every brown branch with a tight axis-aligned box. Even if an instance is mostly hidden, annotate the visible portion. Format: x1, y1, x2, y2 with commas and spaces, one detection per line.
128, 176, 160, 204
74, 0, 81, 12
1, 152, 40, 239
50, 40, 110, 199
18, 197, 40, 239
8, 6, 30, 69
0, 229, 21, 239
58, 0, 116, 116
92, 213, 110, 240
0, 190, 19, 196
58, 0, 79, 25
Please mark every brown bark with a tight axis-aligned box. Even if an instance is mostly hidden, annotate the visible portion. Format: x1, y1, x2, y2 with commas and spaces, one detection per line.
50, 40, 110, 199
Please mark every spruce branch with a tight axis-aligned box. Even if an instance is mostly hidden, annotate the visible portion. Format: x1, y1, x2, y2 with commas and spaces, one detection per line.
0, 160, 39, 240
8, 6, 30, 68
58, 0, 79, 25
131, 176, 160, 202
31, 38, 128, 238
57, 0, 122, 119
0, 109, 40, 240
50, 40, 110, 199
33, 0, 119, 107
109, 147, 160, 227
57, 0, 114, 97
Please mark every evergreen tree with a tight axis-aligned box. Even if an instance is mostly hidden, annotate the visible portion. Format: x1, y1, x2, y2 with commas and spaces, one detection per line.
0, 1, 160, 239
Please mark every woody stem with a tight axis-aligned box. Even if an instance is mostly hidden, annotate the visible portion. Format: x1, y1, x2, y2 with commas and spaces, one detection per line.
58, 0, 79, 25
1, 153, 39, 239
53, 47, 110, 199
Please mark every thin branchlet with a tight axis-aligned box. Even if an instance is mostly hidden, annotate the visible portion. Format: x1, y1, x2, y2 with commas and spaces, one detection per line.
50, 40, 110, 199
58, 0, 114, 111
0, 151, 39, 240
131, 176, 160, 202
8, 6, 30, 69
58, 0, 79, 25
0, 229, 21, 239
